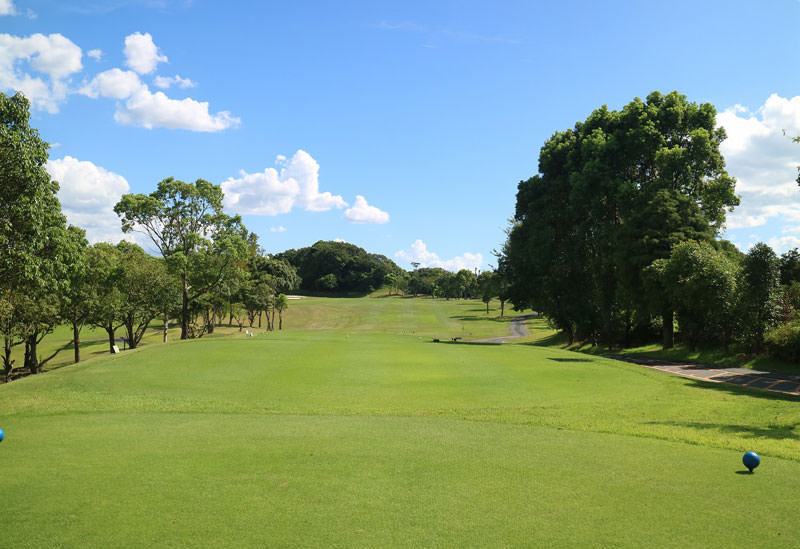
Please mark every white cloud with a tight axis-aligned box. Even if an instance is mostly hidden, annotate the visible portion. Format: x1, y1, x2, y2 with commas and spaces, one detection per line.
281, 150, 349, 211
153, 74, 195, 89
717, 94, 800, 234
395, 239, 483, 272
767, 235, 800, 254
87, 49, 102, 60
221, 150, 348, 215
270, 226, 287, 233
333, 238, 347, 243
0, 0, 15, 15
124, 32, 167, 74
344, 195, 389, 224
47, 156, 131, 243
0, 33, 83, 112
78, 37, 237, 132
80, 68, 143, 99
113, 86, 239, 131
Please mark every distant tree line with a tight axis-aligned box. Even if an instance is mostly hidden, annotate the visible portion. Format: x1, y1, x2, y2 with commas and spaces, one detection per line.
501, 90, 800, 359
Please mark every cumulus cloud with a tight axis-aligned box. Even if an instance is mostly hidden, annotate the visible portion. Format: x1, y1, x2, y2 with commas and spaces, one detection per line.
717, 94, 800, 242
395, 240, 483, 272
0, 33, 83, 112
80, 68, 238, 131
114, 87, 240, 131
344, 195, 390, 224
124, 32, 167, 74
47, 156, 131, 243
87, 48, 102, 60
0, 0, 15, 15
221, 150, 348, 215
270, 226, 287, 233
80, 68, 143, 99
153, 74, 195, 89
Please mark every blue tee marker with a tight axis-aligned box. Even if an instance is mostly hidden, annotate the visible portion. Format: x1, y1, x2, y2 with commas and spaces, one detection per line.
0, 428, 4, 443
743, 451, 760, 473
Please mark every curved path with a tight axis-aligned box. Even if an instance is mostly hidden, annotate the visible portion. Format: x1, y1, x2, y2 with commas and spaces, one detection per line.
605, 354, 800, 397
471, 314, 536, 343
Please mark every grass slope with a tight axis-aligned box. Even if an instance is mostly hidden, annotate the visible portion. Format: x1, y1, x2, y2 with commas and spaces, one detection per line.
1, 297, 798, 546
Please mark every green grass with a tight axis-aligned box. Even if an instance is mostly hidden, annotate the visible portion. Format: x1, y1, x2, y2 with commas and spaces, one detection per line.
1, 296, 799, 546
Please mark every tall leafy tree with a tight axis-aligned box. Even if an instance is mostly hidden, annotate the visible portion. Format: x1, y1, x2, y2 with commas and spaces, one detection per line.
114, 178, 248, 339
648, 241, 740, 351
60, 226, 91, 363
0, 92, 77, 374
737, 242, 780, 353
505, 91, 738, 347
274, 293, 288, 330
86, 243, 125, 353
116, 242, 174, 349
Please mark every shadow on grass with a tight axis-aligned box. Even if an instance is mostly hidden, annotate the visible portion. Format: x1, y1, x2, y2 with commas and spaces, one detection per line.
519, 332, 570, 348
426, 339, 504, 346
678, 376, 800, 402
548, 357, 594, 363
448, 315, 514, 323
647, 417, 799, 441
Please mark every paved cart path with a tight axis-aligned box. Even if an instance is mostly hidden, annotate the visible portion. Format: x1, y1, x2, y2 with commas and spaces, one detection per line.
604, 354, 800, 397
471, 314, 536, 343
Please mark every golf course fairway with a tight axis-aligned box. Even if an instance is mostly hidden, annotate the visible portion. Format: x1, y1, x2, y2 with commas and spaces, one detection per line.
1, 297, 798, 547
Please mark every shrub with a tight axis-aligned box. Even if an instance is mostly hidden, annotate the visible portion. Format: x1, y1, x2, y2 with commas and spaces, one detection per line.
764, 320, 800, 362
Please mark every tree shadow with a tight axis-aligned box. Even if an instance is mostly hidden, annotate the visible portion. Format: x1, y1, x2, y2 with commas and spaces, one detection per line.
448, 315, 516, 323
426, 338, 504, 346
646, 418, 799, 441
680, 377, 800, 402
518, 332, 570, 347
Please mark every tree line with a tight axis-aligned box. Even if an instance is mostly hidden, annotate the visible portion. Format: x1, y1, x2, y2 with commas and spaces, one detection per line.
0, 93, 300, 381
500, 90, 800, 359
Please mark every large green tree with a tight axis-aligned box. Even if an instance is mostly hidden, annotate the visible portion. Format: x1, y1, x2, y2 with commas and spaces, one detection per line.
0, 92, 78, 375
647, 241, 739, 351
737, 242, 780, 353
114, 178, 248, 339
505, 91, 739, 347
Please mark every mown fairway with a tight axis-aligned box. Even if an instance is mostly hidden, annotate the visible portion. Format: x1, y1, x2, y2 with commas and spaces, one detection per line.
1, 297, 799, 547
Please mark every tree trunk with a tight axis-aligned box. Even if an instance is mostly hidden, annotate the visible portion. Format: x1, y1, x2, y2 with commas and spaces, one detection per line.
500, 299, 505, 318
125, 319, 138, 349
180, 273, 189, 340
485, 301, 489, 314
207, 309, 215, 334
25, 335, 40, 374
279, 313, 283, 330
73, 321, 81, 363
3, 336, 15, 380
163, 314, 169, 343
258, 311, 262, 328
107, 326, 116, 353
662, 308, 674, 349
271, 305, 276, 332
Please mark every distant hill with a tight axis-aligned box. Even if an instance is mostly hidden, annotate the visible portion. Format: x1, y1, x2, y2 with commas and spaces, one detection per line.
275, 240, 404, 294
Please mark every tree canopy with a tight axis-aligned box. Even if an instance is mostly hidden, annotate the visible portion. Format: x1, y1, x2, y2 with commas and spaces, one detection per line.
503, 91, 739, 346
276, 240, 403, 294
114, 178, 249, 339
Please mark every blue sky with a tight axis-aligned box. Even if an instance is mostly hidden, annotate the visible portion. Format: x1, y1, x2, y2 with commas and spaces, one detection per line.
4, 0, 800, 270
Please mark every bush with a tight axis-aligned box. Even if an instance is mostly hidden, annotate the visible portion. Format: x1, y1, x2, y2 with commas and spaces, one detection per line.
764, 320, 800, 362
